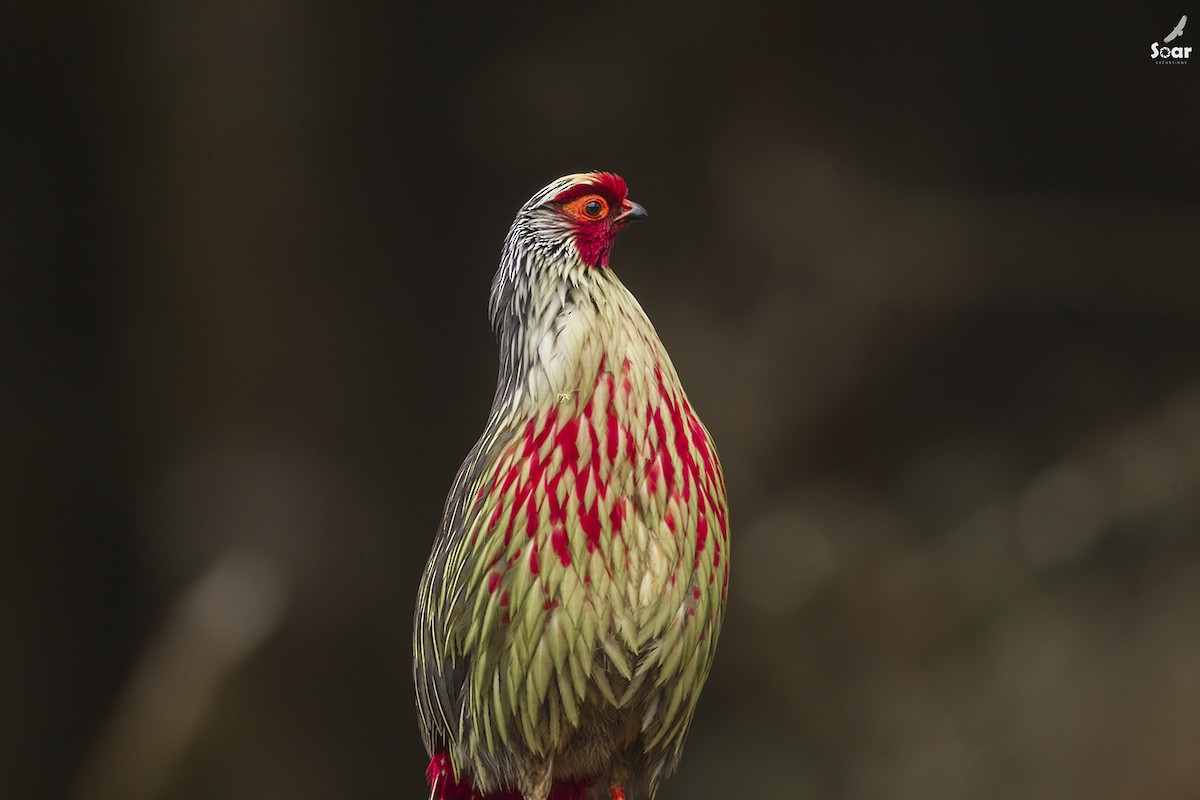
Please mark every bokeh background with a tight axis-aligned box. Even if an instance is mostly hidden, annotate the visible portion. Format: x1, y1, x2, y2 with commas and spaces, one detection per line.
6, 2, 1200, 799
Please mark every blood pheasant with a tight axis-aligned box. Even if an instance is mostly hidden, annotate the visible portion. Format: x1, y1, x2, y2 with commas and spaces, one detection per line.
414, 172, 730, 800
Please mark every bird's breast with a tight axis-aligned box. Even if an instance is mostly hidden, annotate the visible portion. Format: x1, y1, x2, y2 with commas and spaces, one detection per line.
465, 349, 728, 647
450, 306, 729, 765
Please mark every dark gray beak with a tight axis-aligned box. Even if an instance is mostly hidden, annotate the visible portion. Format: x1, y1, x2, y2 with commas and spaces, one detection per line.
619, 201, 648, 222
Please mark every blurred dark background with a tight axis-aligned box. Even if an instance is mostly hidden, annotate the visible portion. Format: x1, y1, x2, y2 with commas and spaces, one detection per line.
5, 2, 1200, 798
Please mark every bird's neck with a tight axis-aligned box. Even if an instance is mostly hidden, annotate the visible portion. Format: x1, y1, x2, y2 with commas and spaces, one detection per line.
494, 267, 676, 424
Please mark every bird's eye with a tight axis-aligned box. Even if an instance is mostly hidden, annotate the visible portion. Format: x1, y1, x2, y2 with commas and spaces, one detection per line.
563, 194, 609, 222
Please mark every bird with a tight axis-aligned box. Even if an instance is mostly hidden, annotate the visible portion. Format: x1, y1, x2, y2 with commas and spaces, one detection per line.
1164, 14, 1187, 42
413, 173, 730, 800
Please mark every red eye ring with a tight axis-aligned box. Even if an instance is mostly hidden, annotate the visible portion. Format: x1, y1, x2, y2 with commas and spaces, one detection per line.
563, 194, 609, 222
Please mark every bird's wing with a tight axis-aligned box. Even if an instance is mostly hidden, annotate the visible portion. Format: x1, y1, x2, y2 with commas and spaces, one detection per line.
414, 418, 523, 751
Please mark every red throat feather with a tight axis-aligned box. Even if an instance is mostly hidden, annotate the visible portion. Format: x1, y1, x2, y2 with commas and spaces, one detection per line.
551, 172, 635, 268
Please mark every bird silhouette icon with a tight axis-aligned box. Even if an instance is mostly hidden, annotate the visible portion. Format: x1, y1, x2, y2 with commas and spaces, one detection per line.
1164, 15, 1187, 43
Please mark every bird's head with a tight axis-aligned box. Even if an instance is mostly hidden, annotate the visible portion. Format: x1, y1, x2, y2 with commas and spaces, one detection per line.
517, 172, 648, 269
490, 172, 647, 335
